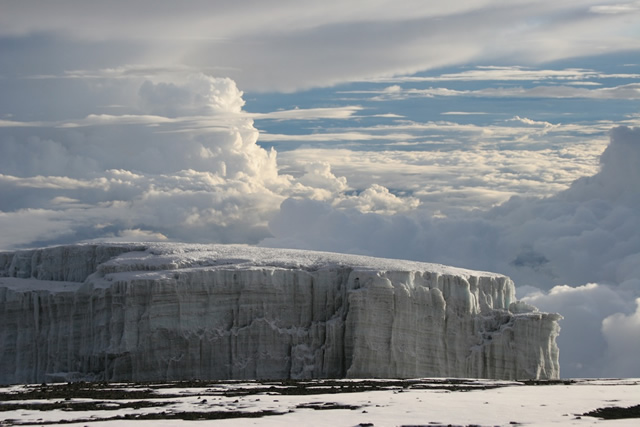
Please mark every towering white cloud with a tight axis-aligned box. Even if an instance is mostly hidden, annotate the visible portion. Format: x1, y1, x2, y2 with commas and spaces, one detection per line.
138, 74, 246, 117
0, 71, 423, 248
0, 75, 278, 245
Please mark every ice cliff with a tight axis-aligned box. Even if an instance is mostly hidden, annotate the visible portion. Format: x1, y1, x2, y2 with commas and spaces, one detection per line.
0, 243, 561, 384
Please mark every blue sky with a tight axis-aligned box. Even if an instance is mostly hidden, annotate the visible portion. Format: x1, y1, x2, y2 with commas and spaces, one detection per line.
1, 0, 639, 377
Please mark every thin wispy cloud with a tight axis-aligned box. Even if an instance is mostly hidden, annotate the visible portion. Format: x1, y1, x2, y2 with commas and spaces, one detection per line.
590, 1, 640, 14
352, 83, 640, 101
259, 132, 420, 143
441, 111, 488, 116
368, 66, 640, 83
249, 106, 363, 121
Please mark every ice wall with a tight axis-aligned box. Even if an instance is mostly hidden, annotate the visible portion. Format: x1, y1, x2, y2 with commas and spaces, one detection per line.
0, 243, 561, 384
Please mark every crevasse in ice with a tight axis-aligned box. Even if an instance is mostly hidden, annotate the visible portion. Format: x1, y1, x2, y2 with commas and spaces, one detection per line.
0, 243, 561, 384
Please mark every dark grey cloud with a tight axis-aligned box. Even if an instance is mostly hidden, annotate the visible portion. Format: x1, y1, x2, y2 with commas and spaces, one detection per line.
0, 33, 143, 121
2, 1, 638, 91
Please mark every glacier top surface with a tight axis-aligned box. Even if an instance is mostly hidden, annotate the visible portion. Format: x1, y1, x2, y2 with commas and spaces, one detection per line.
1, 242, 509, 292
98, 242, 505, 278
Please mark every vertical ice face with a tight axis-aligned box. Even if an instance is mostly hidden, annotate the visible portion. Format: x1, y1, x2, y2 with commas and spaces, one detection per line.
0, 243, 561, 384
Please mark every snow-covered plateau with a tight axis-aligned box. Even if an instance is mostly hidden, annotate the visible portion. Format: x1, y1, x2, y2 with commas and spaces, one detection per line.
0, 243, 561, 384
2, 378, 639, 426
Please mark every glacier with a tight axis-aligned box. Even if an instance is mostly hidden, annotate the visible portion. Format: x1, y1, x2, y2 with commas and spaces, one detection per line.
0, 243, 561, 384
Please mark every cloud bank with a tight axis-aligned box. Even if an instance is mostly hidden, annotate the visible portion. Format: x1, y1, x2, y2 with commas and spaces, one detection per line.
263, 126, 640, 377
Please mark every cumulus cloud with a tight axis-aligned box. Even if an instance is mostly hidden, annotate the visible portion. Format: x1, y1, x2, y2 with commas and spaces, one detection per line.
1, 75, 287, 182
0, 72, 423, 249
334, 184, 420, 215
138, 74, 245, 116
295, 162, 348, 199
565, 126, 640, 203
0, 74, 273, 246
521, 284, 635, 377
0, 168, 288, 247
